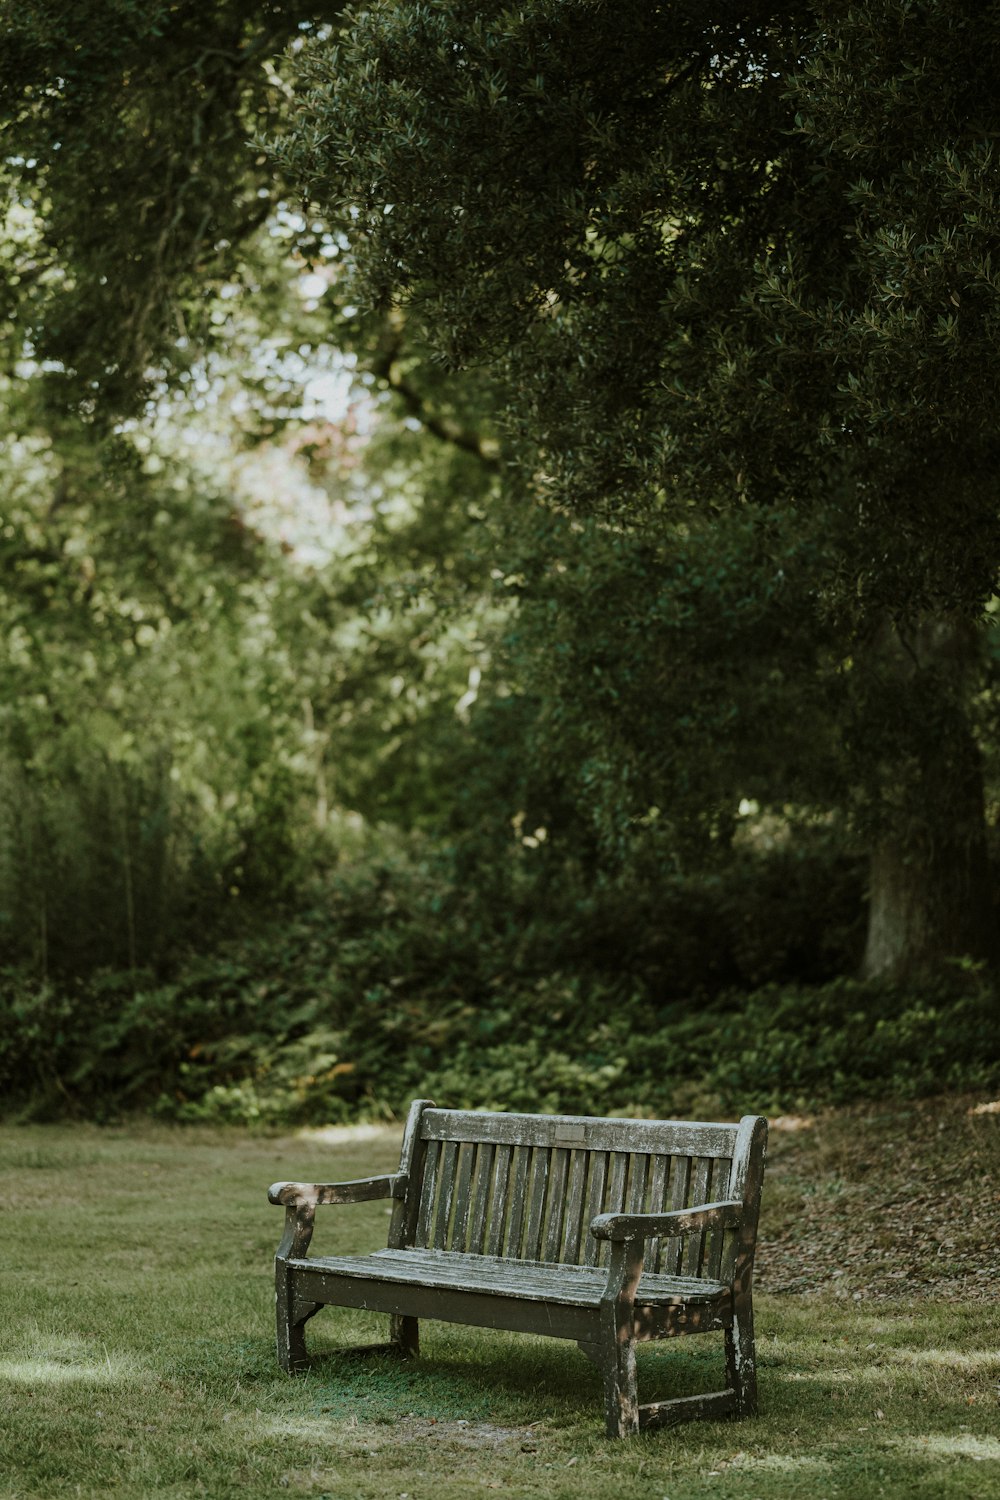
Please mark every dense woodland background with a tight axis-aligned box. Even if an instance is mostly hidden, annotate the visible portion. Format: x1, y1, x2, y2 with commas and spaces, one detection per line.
1, 0, 998, 1124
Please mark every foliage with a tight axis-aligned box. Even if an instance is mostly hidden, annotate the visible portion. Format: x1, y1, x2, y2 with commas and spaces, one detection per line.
278, 0, 1000, 607
0, 193, 503, 974
8, 837, 997, 1127
0, 0, 344, 418
274, 0, 1000, 976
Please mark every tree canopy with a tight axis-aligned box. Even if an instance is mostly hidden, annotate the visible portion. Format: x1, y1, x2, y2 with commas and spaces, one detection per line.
273, 0, 1000, 975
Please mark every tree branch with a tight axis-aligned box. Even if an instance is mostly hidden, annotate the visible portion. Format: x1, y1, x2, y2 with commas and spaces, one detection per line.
371, 319, 502, 472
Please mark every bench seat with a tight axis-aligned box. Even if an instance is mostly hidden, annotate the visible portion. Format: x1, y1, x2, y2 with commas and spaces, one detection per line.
290, 1247, 731, 1313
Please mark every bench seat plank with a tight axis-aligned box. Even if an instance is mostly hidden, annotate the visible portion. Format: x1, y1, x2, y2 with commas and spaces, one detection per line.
289, 1247, 731, 1309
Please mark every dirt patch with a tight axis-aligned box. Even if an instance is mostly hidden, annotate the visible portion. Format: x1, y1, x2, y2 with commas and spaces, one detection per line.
395, 1416, 538, 1449
756, 1093, 1000, 1302
333, 1414, 539, 1454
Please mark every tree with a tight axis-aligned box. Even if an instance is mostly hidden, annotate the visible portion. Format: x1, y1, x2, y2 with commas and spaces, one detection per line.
273, 0, 1000, 977
0, 1, 350, 417
0, 0, 508, 972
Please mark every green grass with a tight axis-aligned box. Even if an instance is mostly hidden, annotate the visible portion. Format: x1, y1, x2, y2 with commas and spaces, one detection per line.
1, 1120, 998, 1499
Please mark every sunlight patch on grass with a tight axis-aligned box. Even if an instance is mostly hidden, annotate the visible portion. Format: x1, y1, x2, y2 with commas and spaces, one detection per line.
0, 1356, 125, 1385
892, 1433, 1000, 1460
296, 1123, 395, 1145
892, 1347, 1000, 1373
259, 1413, 347, 1445
727, 1452, 835, 1473
0, 1333, 144, 1387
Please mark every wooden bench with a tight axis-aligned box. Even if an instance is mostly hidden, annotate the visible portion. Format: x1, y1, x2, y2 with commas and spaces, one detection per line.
268, 1101, 767, 1437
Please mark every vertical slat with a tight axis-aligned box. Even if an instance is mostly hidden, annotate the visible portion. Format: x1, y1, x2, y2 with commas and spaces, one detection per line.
414, 1139, 441, 1249
684, 1156, 712, 1275
431, 1140, 460, 1250
560, 1150, 589, 1264
628, 1153, 649, 1213
505, 1145, 531, 1258
583, 1152, 609, 1266
542, 1148, 570, 1262
449, 1143, 477, 1252
523, 1148, 551, 1261
663, 1154, 691, 1275
389, 1097, 434, 1250
607, 1151, 629, 1214
704, 1157, 730, 1280
646, 1154, 669, 1273
467, 1142, 495, 1254
485, 1144, 513, 1256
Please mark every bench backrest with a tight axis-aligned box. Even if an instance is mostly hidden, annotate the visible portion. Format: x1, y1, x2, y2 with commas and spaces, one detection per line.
390, 1103, 766, 1282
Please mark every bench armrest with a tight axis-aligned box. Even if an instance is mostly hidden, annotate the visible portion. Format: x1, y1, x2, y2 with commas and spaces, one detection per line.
270, 1173, 407, 1259
590, 1199, 743, 1243
268, 1173, 406, 1208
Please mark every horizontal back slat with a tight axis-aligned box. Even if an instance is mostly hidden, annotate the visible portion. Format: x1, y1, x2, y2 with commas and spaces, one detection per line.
420, 1109, 738, 1158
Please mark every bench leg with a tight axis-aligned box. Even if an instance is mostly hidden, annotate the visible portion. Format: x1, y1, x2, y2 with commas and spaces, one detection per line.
724, 1296, 757, 1417
389, 1314, 419, 1358
599, 1302, 639, 1438
601, 1336, 639, 1438
275, 1261, 319, 1373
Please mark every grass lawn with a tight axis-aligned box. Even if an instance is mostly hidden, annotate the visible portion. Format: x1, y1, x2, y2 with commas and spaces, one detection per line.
1, 1106, 998, 1499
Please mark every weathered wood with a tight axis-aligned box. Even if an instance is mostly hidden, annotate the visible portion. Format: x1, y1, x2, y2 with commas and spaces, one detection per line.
646, 1154, 669, 1273
639, 1389, 737, 1430
684, 1158, 713, 1276
431, 1139, 460, 1250
291, 1262, 600, 1341
505, 1144, 531, 1257
583, 1152, 609, 1268
269, 1104, 767, 1440
523, 1147, 550, 1262
289, 1248, 729, 1307
663, 1154, 691, 1276
607, 1151, 629, 1220
725, 1113, 767, 1416
388, 1314, 419, 1357
420, 1109, 740, 1159
600, 1239, 643, 1437
542, 1148, 571, 1262
389, 1098, 434, 1252
485, 1144, 513, 1257
591, 1201, 742, 1242
414, 1138, 441, 1249
560, 1150, 589, 1263
467, 1141, 495, 1254
276, 1200, 316, 1261
725, 1299, 757, 1415
450, 1143, 476, 1252
275, 1261, 320, 1373
703, 1160, 729, 1281
268, 1174, 404, 1207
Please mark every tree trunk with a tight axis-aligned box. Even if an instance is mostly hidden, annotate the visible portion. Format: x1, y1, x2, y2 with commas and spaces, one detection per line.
863, 820, 992, 981
860, 616, 994, 981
